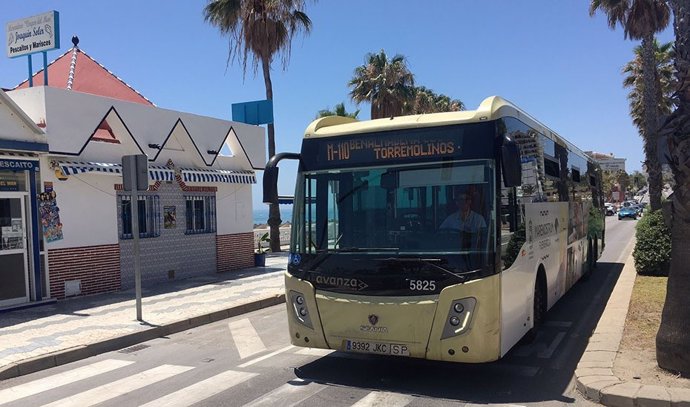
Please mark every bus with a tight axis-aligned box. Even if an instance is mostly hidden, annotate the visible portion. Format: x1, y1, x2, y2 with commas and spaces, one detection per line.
263, 96, 605, 363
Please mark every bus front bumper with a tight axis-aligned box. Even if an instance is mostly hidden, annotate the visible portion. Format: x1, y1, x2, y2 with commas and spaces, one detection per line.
284, 272, 502, 363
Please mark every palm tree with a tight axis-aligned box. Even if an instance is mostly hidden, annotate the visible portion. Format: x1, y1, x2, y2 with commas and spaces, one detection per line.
349, 50, 415, 119
622, 39, 676, 131
589, 0, 671, 212
317, 102, 359, 119
630, 170, 648, 192
204, 0, 313, 252
410, 86, 465, 114
656, 0, 690, 377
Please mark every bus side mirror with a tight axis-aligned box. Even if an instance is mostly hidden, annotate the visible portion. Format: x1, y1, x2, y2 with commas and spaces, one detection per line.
263, 166, 279, 204
501, 135, 522, 187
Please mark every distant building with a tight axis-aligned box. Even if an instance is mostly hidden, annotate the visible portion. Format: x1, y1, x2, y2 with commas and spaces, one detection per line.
585, 151, 626, 173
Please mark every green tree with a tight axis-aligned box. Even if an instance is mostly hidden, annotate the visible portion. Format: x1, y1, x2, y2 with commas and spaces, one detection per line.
630, 170, 648, 193
317, 102, 359, 119
623, 39, 676, 131
656, 0, 690, 377
348, 50, 415, 119
602, 170, 617, 201
204, 0, 313, 252
409, 86, 464, 114
617, 169, 631, 198
590, 0, 671, 212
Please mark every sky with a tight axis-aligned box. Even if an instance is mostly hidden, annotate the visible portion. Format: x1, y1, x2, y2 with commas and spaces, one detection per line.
2, 1, 675, 209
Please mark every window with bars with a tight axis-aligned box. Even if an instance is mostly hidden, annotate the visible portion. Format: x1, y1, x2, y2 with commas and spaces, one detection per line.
185, 195, 216, 234
119, 195, 160, 239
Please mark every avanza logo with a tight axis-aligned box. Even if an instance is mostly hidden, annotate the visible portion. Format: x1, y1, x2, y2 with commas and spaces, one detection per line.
313, 275, 369, 290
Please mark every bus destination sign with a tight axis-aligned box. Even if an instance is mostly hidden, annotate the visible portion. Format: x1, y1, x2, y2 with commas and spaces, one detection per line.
325, 137, 456, 162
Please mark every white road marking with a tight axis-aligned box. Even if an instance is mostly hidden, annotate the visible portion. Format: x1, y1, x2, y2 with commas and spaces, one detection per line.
237, 345, 294, 368
538, 332, 566, 358
242, 378, 326, 407
351, 391, 413, 407
229, 318, 267, 359
138, 370, 258, 407
41, 364, 193, 407
0, 359, 133, 406
513, 330, 566, 359
295, 348, 335, 357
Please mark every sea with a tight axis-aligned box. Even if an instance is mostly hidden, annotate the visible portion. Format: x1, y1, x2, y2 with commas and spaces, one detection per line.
253, 204, 293, 227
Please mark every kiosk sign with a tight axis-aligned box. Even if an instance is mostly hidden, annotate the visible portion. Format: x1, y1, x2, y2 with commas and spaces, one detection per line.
6, 11, 60, 58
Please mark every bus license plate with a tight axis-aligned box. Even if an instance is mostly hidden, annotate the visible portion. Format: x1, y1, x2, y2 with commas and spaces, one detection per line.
344, 340, 410, 356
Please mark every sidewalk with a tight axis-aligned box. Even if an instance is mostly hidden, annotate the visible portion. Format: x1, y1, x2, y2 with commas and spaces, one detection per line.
575, 243, 690, 406
0, 253, 289, 380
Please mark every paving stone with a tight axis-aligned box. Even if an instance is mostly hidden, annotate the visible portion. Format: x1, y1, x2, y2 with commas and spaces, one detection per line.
576, 367, 615, 377
578, 360, 616, 369
580, 350, 617, 364
600, 382, 641, 407
582, 378, 622, 402
668, 387, 690, 407
636, 385, 671, 407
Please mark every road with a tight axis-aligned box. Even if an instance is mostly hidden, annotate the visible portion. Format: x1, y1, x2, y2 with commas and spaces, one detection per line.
0, 216, 636, 407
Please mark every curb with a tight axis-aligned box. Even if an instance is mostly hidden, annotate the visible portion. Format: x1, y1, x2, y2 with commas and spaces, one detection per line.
0, 294, 285, 381
575, 243, 690, 406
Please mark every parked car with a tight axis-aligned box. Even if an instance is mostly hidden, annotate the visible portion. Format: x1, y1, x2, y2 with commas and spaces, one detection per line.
618, 206, 638, 220
634, 204, 644, 215
604, 203, 616, 216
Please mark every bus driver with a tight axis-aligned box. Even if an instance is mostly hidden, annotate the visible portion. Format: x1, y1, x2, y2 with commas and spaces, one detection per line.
439, 190, 487, 248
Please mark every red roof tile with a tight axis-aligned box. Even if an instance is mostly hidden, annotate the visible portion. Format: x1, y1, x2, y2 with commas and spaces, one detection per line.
14, 47, 154, 106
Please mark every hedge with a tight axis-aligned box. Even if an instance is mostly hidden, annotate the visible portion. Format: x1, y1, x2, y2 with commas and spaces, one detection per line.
633, 209, 671, 276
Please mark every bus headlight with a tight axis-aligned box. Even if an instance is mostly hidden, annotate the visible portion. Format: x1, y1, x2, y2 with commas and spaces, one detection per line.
289, 290, 313, 329
441, 297, 477, 339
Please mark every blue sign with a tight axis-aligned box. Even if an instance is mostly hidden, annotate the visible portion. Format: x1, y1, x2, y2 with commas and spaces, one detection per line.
0, 159, 38, 171
232, 100, 274, 125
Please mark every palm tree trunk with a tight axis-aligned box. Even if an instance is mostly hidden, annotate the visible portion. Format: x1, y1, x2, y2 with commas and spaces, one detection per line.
656, 137, 690, 376
261, 55, 282, 252
656, 0, 690, 376
641, 33, 663, 211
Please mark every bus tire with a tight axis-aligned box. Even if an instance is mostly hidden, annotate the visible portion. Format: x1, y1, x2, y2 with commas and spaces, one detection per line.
524, 269, 547, 343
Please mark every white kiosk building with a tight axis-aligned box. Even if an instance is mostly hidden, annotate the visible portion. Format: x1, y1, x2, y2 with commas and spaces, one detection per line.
0, 44, 265, 305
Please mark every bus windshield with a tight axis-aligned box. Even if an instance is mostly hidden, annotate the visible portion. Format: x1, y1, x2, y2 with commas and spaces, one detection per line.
290, 159, 496, 283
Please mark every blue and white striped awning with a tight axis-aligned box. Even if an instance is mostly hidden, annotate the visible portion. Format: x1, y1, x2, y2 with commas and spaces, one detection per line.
278, 196, 294, 205
57, 161, 174, 181
181, 168, 256, 184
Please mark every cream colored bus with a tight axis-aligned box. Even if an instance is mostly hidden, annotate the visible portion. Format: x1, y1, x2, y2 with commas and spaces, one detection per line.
263, 96, 605, 362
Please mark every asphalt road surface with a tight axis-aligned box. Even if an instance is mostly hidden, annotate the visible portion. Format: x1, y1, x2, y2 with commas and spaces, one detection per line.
0, 216, 637, 407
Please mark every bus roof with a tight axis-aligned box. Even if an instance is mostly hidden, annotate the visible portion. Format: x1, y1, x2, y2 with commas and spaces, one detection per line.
304, 96, 592, 162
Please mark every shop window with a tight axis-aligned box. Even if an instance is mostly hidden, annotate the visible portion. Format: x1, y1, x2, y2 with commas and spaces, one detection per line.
185, 195, 216, 234
120, 195, 160, 239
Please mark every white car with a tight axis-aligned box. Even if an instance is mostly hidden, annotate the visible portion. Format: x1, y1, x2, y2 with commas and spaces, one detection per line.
604, 203, 616, 216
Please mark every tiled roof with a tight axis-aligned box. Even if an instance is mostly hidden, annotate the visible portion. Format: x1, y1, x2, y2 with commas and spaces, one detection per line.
14, 46, 154, 107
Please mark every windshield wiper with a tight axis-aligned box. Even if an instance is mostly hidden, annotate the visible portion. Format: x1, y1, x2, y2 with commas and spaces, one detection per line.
297, 247, 398, 276
337, 247, 399, 252
383, 257, 479, 282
